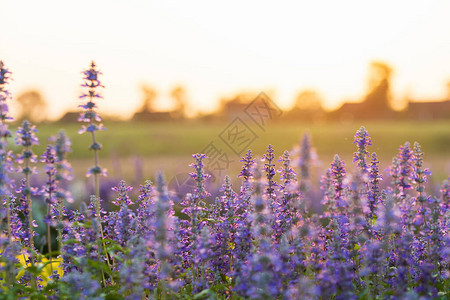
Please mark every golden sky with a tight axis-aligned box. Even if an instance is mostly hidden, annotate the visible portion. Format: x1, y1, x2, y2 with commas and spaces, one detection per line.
2, 0, 450, 119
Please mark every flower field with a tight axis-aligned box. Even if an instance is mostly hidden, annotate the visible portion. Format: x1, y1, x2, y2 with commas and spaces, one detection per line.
0, 61, 448, 299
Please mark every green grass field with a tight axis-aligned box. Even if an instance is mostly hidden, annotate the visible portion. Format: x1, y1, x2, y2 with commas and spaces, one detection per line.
8, 119, 450, 183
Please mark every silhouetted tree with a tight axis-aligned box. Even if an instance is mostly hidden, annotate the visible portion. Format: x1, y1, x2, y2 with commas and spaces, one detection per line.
16, 89, 48, 122
294, 89, 324, 112
363, 61, 393, 114
139, 84, 158, 113
170, 85, 187, 118
285, 89, 325, 122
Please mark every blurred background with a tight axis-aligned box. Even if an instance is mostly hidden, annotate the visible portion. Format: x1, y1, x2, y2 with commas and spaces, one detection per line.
1, 0, 449, 202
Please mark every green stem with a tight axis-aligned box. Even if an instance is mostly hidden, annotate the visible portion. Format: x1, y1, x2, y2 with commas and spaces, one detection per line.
57, 199, 63, 253
6, 195, 11, 241
1, 143, 11, 242
87, 100, 114, 286
47, 203, 53, 275
25, 150, 37, 289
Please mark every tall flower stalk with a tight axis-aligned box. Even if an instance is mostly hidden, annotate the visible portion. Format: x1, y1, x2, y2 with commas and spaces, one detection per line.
52, 130, 73, 251
78, 61, 111, 285
412, 142, 431, 229
40, 145, 57, 274
297, 132, 316, 193
15, 121, 39, 250
153, 173, 173, 288
188, 153, 210, 235
15, 120, 39, 288
0, 61, 13, 240
353, 126, 372, 174
367, 152, 382, 234
78, 61, 106, 203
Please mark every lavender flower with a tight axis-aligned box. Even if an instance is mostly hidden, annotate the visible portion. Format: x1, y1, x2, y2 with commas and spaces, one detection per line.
347, 171, 368, 257
298, 132, 312, 190
192, 226, 215, 292
41, 145, 57, 206
330, 155, 347, 214
76, 63, 112, 284
238, 150, 255, 212
235, 174, 282, 299
118, 236, 146, 299
15, 121, 39, 252
278, 150, 297, 189
367, 152, 382, 224
0, 60, 13, 157
111, 180, 134, 207
0, 234, 20, 290
52, 130, 73, 250
359, 240, 386, 297
78, 61, 107, 198
0, 61, 14, 242
320, 168, 334, 210
153, 173, 174, 283
15, 120, 39, 175
109, 181, 135, 247
0, 60, 13, 124
60, 209, 86, 274
174, 154, 211, 276
209, 176, 236, 277
239, 150, 255, 183
187, 153, 210, 231
62, 270, 101, 299
321, 219, 356, 299
189, 153, 211, 201
1, 118, 448, 297
273, 150, 298, 242
412, 142, 431, 228
231, 153, 257, 280
262, 144, 277, 201
135, 180, 154, 235
53, 130, 73, 186
40, 145, 57, 273
393, 141, 414, 200
353, 126, 372, 174
15, 179, 37, 249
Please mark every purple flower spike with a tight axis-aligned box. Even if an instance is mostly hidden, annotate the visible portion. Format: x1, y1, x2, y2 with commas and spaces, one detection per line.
189, 153, 211, 200
0, 60, 13, 125
40, 145, 57, 205
78, 61, 107, 191
353, 126, 372, 173
330, 154, 347, 213
112, 180, 134, 206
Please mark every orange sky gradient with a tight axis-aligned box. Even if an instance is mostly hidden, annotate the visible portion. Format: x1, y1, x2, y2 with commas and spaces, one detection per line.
1, 0, 450, 120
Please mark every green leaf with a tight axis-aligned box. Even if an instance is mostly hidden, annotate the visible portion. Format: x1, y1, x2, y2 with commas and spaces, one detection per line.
104, 292, 123, 300
193, 289, 212, 299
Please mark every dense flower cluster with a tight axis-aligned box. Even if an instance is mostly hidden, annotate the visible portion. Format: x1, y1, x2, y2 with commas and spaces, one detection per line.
0, 61, 448, 299
3, 128, 448, 298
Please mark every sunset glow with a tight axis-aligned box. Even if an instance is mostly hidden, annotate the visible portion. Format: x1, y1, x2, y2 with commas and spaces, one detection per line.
2, 0, 450, 119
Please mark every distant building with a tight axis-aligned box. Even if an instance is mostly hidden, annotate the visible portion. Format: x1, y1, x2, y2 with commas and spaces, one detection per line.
216, 94, 254, 121
59, 111, 79, 123
328, 61, 397, 121
328, 101, 398, 121
407, 100, 450, 120
326, 99, 450, 122
132, 111, 175, 122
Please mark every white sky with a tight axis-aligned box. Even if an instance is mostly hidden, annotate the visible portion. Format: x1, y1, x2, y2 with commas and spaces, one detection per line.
1, 0, 450, 119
